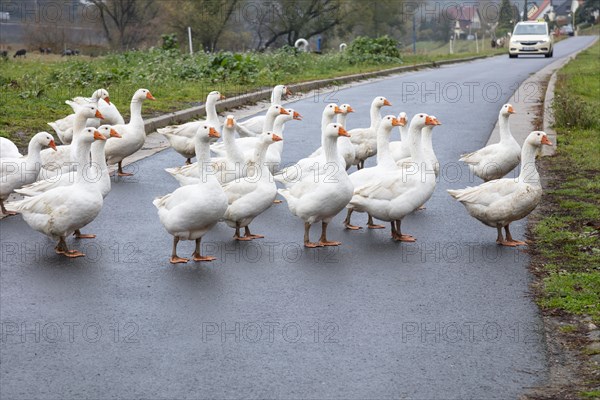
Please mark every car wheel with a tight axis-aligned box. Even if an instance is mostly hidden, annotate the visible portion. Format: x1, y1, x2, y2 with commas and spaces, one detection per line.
545, 51, 553, 58
509, 54, 517, 58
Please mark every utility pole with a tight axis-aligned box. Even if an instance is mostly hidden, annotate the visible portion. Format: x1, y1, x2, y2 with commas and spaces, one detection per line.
413, 13, 417, 54
523, 0, 528, 21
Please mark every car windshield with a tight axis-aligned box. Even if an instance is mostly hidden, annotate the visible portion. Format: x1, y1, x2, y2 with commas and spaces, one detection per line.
514, 24, 548, 35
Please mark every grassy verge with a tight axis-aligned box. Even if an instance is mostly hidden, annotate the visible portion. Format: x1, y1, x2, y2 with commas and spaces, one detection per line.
531, 40, 600, 323
0, 46, 502, 149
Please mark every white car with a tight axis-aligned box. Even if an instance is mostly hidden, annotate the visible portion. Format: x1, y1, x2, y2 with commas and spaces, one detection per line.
509, 21, 554, 58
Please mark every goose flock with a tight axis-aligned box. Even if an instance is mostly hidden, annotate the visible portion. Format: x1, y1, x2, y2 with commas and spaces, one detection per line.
0, 84, 552, 263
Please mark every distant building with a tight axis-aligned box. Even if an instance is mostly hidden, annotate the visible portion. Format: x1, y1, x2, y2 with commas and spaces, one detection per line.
448, 5, 482, 39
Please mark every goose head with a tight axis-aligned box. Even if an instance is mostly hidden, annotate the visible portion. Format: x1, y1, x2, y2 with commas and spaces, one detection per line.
290, 109, 302, 121
324, 123, 349, 138
133, 88, 155, 102
196, 124, 220, 143
373, 96, 392, 108
79, 128, 106, 145
409, 113, 431, 133
340, 104, 354, 114
224, 114, 236, 129
207, 91, 225, 102
267, 104, 290, 119
397, 112, 408, 126
380, 115, 402, 131
97, 125, 122, 139
274, 85, 293, 99
92, 88, 111, 104
501, 103, 516, 117
77, 104, 104, 120
32, 131, 57, 151
323, 103, 342, 119
260, 131, 283, 145
527, 131, 552, 148
421, 115, 442, 135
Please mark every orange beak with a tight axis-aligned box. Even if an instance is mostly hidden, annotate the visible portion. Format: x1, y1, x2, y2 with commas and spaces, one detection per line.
425, 116, 436, 126
272, 134, 283, 142
338, 126, 350, 137
279, 108, 290, 115
220, 94, 226, 100
226, 118, 234, 128
383, 99, 392, 106
346, 106, 355, 113
146, 92, 156, 100
48, 139, 57, 151
433, 118, 442, 125
541, 135, 552, 146
110, 128, 122, 138
508, 105, 515, 114
93, 130, 106, 140
285, 88, 292, 96
293, 111, 302, 120
104, 97, 111, 105
95, 110, 104, 119
208, 127, 220, 139
391, 118, 402, 127
334, 106, 343, 114
398, 117, 407, 126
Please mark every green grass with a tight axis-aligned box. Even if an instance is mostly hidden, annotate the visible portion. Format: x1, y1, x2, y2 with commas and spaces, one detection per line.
533, 40, 600, 323
0, 45, 500, 149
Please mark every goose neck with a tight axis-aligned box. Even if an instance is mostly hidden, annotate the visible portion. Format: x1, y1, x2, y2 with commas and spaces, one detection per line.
73, 113, 89, 137
248, 141, 271, 179
195, 139, 213, 181
26, 140, 43, 166
498, 113, 513, 142
519, 143, 540, 185
91, 141, 108, 173
369, 104, 382, 129
206, 97, 219, 124
336, 114, 347, 127
375, 126, 395, 168
129, 99, 144, 126
223, 126, 243, 162
74, 140, 94, 185
409, 126, 424, 161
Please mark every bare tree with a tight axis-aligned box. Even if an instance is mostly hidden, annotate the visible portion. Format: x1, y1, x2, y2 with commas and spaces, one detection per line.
164, 0, 239, 52
86, 0, 160, 50
251, 0, 348, 50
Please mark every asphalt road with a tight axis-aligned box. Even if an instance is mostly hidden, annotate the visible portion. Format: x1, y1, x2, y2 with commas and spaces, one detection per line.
1, 36, 595, 399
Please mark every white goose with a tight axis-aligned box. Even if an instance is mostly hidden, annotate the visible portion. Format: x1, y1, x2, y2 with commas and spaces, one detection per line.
209, 105, 290, 157
349, 96, 392, 169
48, 89, 112, 144
165, 116, 245, 186
66, 88, 124, 127
104, 88, 155, 176
0, 137, 22, 158
235, 85, 293, 137
157, 91, 224, 163
388, 112, 410, 161
448, 131, 552, 246
278, 123, 353, 248
40, 104, 104, 174
222, 132, 281, 240
460, 104, 520, 181
397, 115, 442, 177
343, 115, 402, 230
6, 128, 106, 257
308, 103, 356, 170
153, 125, 228, 264
274, 103, 342, 183
0, 132, 57, 215
17, 125, 121, 198
348, 114, 438, 242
